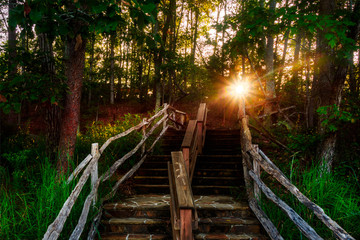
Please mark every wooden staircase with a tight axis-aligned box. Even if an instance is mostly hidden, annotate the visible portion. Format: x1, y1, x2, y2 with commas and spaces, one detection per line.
99, 127, 268, 239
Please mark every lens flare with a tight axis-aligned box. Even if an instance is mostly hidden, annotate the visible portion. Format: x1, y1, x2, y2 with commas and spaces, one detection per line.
227, 81, 250, 98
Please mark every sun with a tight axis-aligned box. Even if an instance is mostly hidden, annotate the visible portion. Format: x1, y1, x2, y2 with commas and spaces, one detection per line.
227, 80, 250, 99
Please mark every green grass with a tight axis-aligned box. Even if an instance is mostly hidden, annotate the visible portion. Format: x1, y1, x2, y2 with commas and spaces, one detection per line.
259, 163, 360, 239
0, 112, 158, 239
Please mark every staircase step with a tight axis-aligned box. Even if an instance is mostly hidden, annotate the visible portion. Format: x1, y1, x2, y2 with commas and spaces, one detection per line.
103, 195, 170, 218
101, 217, 169, 234
197, 217, 261, 234
194, 233, 267, 240
134, 184, 170, 194
100, 233, 169, 240
193, 169, 239, 177
134, 176, 169, 184
192, 176, 241, 186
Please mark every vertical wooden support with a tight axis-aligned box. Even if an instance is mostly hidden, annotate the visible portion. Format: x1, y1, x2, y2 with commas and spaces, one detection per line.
197, 121, 203, 154
91, 143, 99, 205
240, 116, 254, 199
142, 118, 147, 155
180, 209, 192, 240
253, 144, 261, 200
182, 147, 190, 174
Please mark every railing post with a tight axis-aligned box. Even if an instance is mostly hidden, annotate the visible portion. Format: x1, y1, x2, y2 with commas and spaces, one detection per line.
182, 147, 190, 174
142, 118, 147, 156
91, 143, 99, 205
180, 209, 192, 240
253, 144, 261, 200
196, 121, 203, 154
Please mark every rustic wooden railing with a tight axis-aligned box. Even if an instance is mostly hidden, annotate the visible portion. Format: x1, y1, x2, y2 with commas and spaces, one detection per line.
239, 116, 355, 240
42, 103, 186, 240
181, 103, 207, 183
168, 151, 198, 240
168, 103, 208, 240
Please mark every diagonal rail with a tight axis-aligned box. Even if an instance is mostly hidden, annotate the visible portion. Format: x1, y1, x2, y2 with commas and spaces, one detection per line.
42, 103, 187, 240
239, 115, 355, 240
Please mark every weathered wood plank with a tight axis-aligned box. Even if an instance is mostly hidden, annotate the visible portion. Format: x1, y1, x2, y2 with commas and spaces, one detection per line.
249, 198, 284, 240
249, 170, 323, 240
168, 162, 180, 231
67, 154, 92, 183
240, 116, 254, 199
196, 103, 207, 122
180, 209, 192, 240
102, 125, 169, 202
102, 114, 168, 182
171, 151, 194, 209
43, 153, 100, 240
252, 144, 261, 200
99, 104, 169, 153
181, 120, 197, 148
255, 149, 355, 240
90, 143, 99, 205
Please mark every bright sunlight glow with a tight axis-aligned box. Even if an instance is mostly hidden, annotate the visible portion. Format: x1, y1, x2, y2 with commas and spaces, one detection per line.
227, 80, 250, 98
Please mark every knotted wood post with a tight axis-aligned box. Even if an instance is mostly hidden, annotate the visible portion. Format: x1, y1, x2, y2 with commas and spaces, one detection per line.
240, 116, 254, 200
141, 118, 147, 156
91, 143, 99, 205
253, 144, 261, 200
196, 103, 206, 154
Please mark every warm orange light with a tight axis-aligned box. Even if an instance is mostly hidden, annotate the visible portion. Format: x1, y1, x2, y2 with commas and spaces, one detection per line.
227, 80, 250, 98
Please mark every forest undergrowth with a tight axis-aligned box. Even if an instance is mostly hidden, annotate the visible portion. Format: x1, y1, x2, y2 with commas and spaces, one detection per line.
249, 118, 360, 240
0, 113, 148, 240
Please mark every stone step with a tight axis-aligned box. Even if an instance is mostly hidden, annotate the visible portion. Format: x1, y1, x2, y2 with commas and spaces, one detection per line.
196, 217, 261, 234
193, 169, 240, 177
103, 195, 170, 219
100, 233, 169, 240
134, 184, 170, 194
101, 217, 170, 234
192, 185, 243, 195
134, 176, 169, 184
194, 233, 267, 240
192, 176, 242, 186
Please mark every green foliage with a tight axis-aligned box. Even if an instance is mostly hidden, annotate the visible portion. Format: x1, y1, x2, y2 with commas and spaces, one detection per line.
0, 112, 154, 239
260, 163, 360, 239
317, 105, 355, 133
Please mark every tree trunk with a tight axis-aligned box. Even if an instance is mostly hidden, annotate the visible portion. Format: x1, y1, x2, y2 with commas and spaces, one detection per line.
264, 0, 276, 120
8, 0, 17, 79
110, 32, 115, 104
309, 0, 360, 171
58, 34, 87, 173
39, 33, 62, 157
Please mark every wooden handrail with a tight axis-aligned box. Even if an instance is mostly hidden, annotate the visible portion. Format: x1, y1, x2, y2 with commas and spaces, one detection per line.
239, 115, 355, 240
43, 104, 186, 240
169, 103, 207, 240
168, 151, 197, 240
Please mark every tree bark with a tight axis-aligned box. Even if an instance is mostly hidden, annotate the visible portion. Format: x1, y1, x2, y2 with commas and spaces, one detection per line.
110, 32, 115, 104
264, 0, 276, 121
8, 0, 17, 79
58, 34, 87, 173
309, 0, 360, 171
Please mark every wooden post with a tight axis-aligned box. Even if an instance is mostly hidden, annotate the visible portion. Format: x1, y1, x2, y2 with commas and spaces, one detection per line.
238, 97, 246, 120
253, 144, 261, 200
91, 143, 99, 205
142, 118, 147, 155
240, 116, 254, 199
182, 147, 190, 174
180, 209, 192, 240
197, 121, 203, 154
